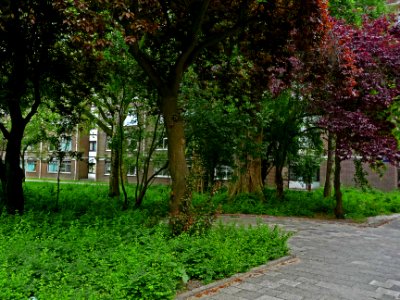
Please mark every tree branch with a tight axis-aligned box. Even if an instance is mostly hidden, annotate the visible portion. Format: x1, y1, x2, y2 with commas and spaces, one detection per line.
172, 0, 211, 90
129, 41, 166, 93
24, 77, 41, 126
82, 108, 113, 136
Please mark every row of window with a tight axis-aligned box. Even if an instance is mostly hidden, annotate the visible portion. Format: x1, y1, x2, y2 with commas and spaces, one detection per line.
25, 159, 233, 180
26, 136, 170, 154
26, 160, 72, 173
27, 137, 73, 152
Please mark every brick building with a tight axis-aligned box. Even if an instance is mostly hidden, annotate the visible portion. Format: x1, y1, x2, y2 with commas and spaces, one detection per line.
23, 126, 89, 181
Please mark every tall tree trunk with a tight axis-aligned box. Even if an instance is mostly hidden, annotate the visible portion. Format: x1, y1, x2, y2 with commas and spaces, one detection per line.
324, 131, 335, 198
275, 164, 285, 199
2, 126, 25, 214
161, 94, 190, 218
334, 149, 344, 219
109, 145, 120, 197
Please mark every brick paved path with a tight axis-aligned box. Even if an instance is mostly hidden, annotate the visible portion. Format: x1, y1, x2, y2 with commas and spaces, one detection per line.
185, 215, 400, 300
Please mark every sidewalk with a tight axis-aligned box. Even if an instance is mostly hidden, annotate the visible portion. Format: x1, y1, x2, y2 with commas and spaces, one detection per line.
177, 214, 400, 300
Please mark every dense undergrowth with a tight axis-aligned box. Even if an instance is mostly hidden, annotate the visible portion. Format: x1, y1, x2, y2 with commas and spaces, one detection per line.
199, 187, 400, 221
2, 181, 398, 299
0, 182, 289, 300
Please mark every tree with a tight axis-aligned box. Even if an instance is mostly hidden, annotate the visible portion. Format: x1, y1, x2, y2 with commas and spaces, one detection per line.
184, 68, 238, 193
64, 0, 330, 232
82, 31, 146, 202
0, 1, 79, 213
262, 90, 322, 198
317, 16, 400, 218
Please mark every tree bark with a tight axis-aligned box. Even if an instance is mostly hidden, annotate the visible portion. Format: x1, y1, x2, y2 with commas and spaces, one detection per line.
109, 144, 121, 197
2, 125, 25, 214
229, 130, 264, 198
275, 164, 285, 199
324, 131, 335, 198
229, 155, 263, 197
161, 94, 190, 217
334, 149, 344, 219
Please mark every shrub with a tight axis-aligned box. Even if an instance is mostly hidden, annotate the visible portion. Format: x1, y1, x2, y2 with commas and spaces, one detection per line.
0, 182, 290, 299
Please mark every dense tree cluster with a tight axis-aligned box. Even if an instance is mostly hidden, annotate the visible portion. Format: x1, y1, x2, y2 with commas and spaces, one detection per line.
0, 0, 399, 229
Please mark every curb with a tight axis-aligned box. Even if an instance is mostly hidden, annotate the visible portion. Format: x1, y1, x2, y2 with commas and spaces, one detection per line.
218, 213, 400, 228
364, 213, 400, 227
175, 255, 298, 300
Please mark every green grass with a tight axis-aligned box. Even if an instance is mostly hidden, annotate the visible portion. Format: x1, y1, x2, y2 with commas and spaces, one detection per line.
0, 182, 289, 300
198, 187, 400, 221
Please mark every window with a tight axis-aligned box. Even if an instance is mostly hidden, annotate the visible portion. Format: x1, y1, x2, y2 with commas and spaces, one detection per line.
60, 160, 72, 173
60, 137, 72, 151
104, 159, 111, 175
25, 160, 36, 172
88, 158, 96, 174
48, 161, 58, 173
124, 113, 138, 126
154, 160, 170, 178
288, 166, 320, 182
88, 163, 96, 174
48, 137, 72, 151
89, 141, 97, 151
215, 165, 233, 181
127, 164, 137, 176
157, 137, 168, 150
47, 160, 72, 173
48, 143, 57, 151
127, 138, 139, 151
106, 136, 112, 151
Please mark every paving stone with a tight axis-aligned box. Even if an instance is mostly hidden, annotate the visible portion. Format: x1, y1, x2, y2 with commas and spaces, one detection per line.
219, 286, 242, 295
388, 280, 400, 287
370, 280, 394, 289
255, 295, 282, 300
277, 292, 303, 300
178, 216, 400, 300
259, 279, 281, 289
238, 282, 262, 292
235, 290, 264, 300
376, 287, 400, 298
277, 279, 301, 287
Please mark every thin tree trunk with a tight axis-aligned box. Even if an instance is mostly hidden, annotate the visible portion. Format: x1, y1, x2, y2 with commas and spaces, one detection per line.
56, 155, 63, 212
275, 164, 285, 199
324, 131, 334, 198
109, 144, 120, 197
334, 149, 344, 219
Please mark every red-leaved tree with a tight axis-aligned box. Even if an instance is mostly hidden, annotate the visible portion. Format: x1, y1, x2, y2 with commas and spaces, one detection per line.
317, 16, 400, 218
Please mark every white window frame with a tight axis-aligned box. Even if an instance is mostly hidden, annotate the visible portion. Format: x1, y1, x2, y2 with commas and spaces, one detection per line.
156, 137, 168, 150
154, 160, 170, 178
25, 159, 37, 172
214, 165, 232, 181
47, 159, 72, 174
104, 159, 111, 175
89, 141, 97, 152
60, 137, 72, 151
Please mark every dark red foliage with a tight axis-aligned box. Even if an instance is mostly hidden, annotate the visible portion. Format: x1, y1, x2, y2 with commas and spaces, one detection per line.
318, 16, 400, 163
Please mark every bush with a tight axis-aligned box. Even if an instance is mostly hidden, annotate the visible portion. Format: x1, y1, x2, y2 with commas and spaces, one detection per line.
201, 187, 400, 220
0, 182, 290, 299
